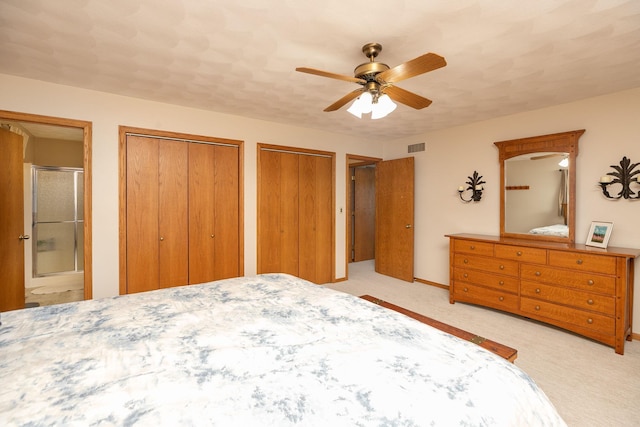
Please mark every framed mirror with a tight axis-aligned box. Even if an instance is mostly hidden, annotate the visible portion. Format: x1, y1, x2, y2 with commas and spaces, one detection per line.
495, 130, 584, 243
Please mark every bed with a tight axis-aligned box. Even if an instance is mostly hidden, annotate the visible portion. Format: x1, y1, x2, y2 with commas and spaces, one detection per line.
529, 223, 569, 237
0, 273, 565, 426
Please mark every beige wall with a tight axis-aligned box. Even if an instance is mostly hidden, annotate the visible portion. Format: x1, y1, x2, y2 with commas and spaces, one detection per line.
2, 73, 640, 332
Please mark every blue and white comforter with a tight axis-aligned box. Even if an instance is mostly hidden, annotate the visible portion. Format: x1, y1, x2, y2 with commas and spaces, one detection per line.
0, 273, 565, 426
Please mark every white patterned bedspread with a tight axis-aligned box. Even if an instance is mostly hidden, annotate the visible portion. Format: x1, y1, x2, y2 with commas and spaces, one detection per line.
0, 273, 565, 426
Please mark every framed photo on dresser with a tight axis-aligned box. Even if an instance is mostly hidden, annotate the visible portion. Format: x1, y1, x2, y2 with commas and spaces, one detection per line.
586, 221, 613, 248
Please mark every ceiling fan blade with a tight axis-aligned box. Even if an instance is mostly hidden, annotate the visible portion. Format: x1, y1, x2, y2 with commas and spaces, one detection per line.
324, 89, 364, 112
531, 153, 563, 160
296, 67, 366, 84
384, 86, 432, 109
376, 53, 446, 84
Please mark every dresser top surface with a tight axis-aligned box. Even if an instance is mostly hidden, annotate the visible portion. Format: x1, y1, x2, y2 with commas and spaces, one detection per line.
446, 233, 640, 258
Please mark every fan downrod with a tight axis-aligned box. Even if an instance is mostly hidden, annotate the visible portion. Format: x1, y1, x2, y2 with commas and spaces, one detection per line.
354, 43, 389, 80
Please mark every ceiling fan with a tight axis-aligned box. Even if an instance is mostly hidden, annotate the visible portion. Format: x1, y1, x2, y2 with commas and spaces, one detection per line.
296, 43, 446, 119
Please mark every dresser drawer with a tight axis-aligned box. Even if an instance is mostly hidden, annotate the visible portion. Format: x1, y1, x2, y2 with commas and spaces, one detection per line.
521, 281, 615, 315
453, 282, 516, 311
453, 268, 519, 293
453, 239, 494, 256
521, 297, 614, 335
548, 250, 616, 275
520, 264, 615, 294
453, 254, 519, 277
495, 244, 547, 263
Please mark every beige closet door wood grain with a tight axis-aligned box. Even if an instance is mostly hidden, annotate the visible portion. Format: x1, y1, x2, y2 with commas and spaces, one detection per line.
126, 136, 160, 293
375, 157, 414, 282
158, 140, 189, 288
354, 167, 375, 262
212, 145, 240, 280
0, 128, 26, 311
188, 143, 216, 284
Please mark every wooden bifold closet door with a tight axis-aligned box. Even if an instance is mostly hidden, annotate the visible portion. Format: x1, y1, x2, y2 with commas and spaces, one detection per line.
257, 145, 334, 284
121, 130, 242, 295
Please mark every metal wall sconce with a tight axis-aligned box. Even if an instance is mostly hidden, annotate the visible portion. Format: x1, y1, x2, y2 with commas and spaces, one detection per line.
458, 171, 486, 202
599, 156, 640, 200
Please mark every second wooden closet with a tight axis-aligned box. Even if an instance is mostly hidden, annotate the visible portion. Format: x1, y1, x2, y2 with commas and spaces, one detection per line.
257, 144, 334, 284
120, 128, 243, 294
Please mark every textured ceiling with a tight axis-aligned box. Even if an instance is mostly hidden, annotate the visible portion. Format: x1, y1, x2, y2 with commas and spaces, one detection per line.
1, 0, 640, 141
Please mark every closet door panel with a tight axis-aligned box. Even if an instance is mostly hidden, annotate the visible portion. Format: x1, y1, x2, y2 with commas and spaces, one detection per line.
279, 153, 300, 275
258, 150, 282, 274
258, 150, 299, 276
213, 145, 240, 280
126, 136, 159, 293
158, 140, 189, 288
314, 156, 333, 283
188, 143, 216, 284
299, 156, 332, 284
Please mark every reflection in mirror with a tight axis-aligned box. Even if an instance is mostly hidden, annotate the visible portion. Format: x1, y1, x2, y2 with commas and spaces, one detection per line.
505, 153, 569, 237
495, 129, 584, 243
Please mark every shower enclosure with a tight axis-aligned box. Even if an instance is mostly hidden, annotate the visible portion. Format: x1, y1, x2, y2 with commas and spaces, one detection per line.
32, 166, 84, 277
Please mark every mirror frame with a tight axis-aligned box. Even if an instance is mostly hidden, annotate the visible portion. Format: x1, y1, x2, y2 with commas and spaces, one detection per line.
495, 129, 585, 243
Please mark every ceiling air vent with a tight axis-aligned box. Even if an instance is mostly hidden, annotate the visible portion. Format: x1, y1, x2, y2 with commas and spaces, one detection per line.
408, 142, 425, 153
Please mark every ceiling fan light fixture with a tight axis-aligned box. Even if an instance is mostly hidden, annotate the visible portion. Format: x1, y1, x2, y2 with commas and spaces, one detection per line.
371, 94, 397, 119
347, 91, 373, 118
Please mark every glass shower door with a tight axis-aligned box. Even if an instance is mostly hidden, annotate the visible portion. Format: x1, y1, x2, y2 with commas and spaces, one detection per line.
32, 167, 84, 276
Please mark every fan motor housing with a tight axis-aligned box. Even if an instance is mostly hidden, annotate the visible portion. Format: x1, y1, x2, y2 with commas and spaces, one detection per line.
354, 62, 389, 81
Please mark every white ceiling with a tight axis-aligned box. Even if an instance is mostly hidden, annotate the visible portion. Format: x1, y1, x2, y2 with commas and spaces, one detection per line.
1, 0, 639, 141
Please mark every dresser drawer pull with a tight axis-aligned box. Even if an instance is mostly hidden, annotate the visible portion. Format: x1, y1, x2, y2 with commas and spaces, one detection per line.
499, 296, 504, 301
516, 251, 522, 256
535, 305, 540, 311
587, 299, 594, 305
577, 259, 583, 265
535, 288, 541, 294
587, 279, 594, 286
463, 287, 468, 292
587, 318, 593, 324
535, 271, 541, 276
499, 265, 505, 270
470, 245, 475, 250
499, 280, 504, 286
464, 259, 469, 264
463, 273, 468, 278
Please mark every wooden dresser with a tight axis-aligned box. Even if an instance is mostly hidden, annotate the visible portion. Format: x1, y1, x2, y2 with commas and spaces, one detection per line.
447, 233, 640, 354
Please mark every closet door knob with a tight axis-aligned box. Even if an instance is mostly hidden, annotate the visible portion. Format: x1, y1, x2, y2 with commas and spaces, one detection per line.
159, 237, 164, 241
18, 235, 30, 241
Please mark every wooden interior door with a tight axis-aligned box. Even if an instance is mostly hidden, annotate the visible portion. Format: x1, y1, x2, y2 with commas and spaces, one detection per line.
0, 128, 26, 311
158, 140, 188, 288
353, 166, 375, 261
212, 145, 240, 280
375, 157, 415, 282
126, 136, 160, 294
258, 150, 299, 276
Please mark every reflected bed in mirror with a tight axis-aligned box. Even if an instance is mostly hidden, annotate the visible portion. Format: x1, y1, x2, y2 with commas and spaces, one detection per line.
495, 130, 585, 243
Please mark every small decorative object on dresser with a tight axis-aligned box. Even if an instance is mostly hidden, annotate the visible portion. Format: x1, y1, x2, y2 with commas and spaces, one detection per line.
586, 221, 613, 248
446, 233, 640, 354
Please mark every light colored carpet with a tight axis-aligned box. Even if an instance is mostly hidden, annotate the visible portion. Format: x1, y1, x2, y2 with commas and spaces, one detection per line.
326, 260, 640, 427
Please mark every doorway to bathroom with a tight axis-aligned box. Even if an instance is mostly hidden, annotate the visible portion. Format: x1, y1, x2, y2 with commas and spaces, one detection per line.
0, 110, 92, 311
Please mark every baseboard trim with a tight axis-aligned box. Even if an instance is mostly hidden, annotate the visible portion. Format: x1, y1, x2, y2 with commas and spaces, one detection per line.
632, 332, 639, 341
334, 277, 347, 283
414, 277, 449, 290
